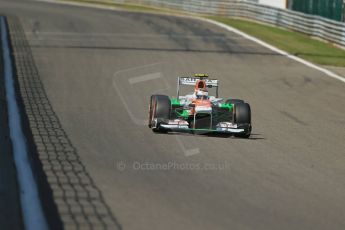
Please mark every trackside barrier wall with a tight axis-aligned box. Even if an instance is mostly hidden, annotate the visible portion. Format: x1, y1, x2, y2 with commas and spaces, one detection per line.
116, 0, 345, 48
288, 0, 343, 22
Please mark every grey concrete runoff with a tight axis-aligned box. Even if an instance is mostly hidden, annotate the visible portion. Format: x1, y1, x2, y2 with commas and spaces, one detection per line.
0, 0, 345, 229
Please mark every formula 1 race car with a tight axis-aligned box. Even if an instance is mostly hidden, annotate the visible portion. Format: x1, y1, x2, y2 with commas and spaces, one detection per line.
148, 74, 251, 138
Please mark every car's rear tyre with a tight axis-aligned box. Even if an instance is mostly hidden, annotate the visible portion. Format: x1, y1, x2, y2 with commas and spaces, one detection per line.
233, 103, 251, 138
149, 95, 171, 133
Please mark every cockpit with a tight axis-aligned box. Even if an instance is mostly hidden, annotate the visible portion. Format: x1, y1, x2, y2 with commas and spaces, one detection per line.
196, 95, 209, 100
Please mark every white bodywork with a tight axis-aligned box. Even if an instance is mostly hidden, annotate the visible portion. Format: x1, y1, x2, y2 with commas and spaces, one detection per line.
178, 93, 222, 106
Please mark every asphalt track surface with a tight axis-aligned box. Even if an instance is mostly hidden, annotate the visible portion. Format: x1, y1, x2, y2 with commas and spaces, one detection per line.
1, 0, 345, 229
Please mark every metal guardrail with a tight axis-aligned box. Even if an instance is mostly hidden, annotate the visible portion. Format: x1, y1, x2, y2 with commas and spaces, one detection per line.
120, 0, 345, 48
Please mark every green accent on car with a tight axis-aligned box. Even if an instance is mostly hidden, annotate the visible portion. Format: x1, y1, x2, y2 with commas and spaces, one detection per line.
170, 98, 180, 106
176, 109, 190, 118
219, 103, 233, 111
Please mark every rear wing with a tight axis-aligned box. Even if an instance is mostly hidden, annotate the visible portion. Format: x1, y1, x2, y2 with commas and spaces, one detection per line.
177, 77, 219, 98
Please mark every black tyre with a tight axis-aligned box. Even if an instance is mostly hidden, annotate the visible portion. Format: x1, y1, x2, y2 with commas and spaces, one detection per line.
234, 103, 251, 138
149, 95, 171, 132
148, 95, 155, 128
234, 103, 251, 124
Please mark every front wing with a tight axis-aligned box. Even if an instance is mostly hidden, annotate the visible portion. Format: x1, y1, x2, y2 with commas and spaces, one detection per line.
152, 118, 251, 135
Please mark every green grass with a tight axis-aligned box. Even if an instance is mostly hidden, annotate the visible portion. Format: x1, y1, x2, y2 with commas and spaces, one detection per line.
208, 16, 345, 67
60, 0, 345, 67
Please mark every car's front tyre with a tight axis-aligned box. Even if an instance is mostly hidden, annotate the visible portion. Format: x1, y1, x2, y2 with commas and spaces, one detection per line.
148, 95, 171, 133
233, 102, 251, 138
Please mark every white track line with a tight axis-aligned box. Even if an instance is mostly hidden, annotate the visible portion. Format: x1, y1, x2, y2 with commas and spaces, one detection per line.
1, 17, 48, 230
128, 72, 162, 84
199, 18, 345, 84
